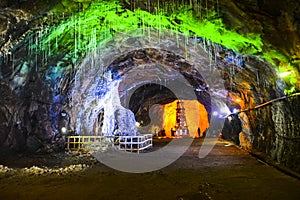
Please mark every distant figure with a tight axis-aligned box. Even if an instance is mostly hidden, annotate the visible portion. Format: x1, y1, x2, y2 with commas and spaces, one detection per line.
203, 128, 208, 137
161, 129, 166, 137
171, 128, 175, 137
197, 127, 201, 138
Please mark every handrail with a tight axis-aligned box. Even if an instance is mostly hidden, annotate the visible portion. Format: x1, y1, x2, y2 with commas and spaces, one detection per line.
65, 134, 153, 153
225, 92, 300, 118
118, 134, 153, 153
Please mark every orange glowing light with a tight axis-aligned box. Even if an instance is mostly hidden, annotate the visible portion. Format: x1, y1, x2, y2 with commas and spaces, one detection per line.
162, 100, 209, 138
229, 93, 245, 109
235, 98, 242, 103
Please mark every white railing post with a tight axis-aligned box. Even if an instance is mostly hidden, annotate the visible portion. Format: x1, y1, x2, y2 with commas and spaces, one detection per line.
66, 134, 152, 152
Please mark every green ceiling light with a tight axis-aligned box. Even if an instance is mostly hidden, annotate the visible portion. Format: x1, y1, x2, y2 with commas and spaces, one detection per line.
278, 63, 299, 87
263, 50, 299, 89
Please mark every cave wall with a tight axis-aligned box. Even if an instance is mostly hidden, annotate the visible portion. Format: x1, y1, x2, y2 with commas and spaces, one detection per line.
226, 60, 300, 173
0, 0, 299, 173
243, 96, 300, 173
271, 96, 300, 172
219, 52, 300, 173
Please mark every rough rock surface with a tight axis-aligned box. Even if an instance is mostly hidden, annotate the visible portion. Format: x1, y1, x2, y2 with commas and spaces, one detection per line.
114, 105, 140, 136
0, 0, 299, 173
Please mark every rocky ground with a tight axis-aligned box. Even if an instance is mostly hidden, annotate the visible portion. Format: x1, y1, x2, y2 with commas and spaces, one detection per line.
0, 138, 300, 200
0, 148, 98, 178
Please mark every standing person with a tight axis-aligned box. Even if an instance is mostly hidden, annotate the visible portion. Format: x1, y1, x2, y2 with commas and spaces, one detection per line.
197, 127, 201, 138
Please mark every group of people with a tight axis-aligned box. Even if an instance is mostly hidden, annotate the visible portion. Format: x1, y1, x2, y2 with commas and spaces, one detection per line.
153, 127, 211, 138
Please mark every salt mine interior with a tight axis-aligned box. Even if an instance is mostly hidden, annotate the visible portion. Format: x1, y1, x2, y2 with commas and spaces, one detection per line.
0, 0, 300, 199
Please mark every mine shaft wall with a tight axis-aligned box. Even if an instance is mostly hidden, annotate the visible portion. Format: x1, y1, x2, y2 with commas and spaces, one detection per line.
248, 95, 300, 173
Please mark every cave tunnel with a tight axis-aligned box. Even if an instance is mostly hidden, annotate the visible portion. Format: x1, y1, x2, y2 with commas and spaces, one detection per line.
0, 0, 300, 199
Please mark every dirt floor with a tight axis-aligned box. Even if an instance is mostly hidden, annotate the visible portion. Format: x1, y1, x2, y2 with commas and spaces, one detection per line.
0, 138, 300, 200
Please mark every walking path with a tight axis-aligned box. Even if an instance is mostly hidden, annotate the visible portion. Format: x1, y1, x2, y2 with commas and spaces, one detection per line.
0, 139, 299, 200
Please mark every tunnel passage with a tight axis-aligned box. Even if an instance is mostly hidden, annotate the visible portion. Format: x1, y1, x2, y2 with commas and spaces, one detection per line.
0, 10, 296, 171
105, 47, 216, 138
127, 83, 210, 137
107, 48, 213, 127
128, 83, 178, 126
85, 43, 244, 142
0, 28, 282, 158
0, 0, 299, 174
70, 30, 259, 144
68, 28, 220, 135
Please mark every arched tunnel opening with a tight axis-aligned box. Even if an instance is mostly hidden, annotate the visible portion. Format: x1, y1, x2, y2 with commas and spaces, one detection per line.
128, 83, 211, 138
1, 0, 300, 198
109, 47, 213, 139
102, 47, 244, 144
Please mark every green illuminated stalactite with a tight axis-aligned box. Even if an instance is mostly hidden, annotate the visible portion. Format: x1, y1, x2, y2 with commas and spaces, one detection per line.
34, 0, 298, 91
46, 1, 263, 56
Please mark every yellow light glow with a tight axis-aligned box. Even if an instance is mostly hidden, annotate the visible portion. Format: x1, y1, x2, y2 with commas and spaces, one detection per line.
136, 122, 140, 127
235, 98, 242, 103
162, 100, 209, 138
61, 127, 67, 133
228, 92, 245, 109
279, 71, 292, 78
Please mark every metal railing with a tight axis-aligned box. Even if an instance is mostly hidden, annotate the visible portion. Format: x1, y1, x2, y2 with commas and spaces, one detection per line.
117, 134, 153, 153
65, 135, 110, 151
65, 134, 152, 153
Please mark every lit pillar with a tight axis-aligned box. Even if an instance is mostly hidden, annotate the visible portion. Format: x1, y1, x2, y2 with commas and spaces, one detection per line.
174, 100, 189, 137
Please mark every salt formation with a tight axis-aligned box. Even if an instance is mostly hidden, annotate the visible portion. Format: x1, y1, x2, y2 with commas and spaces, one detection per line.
102, 80, 140, 137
